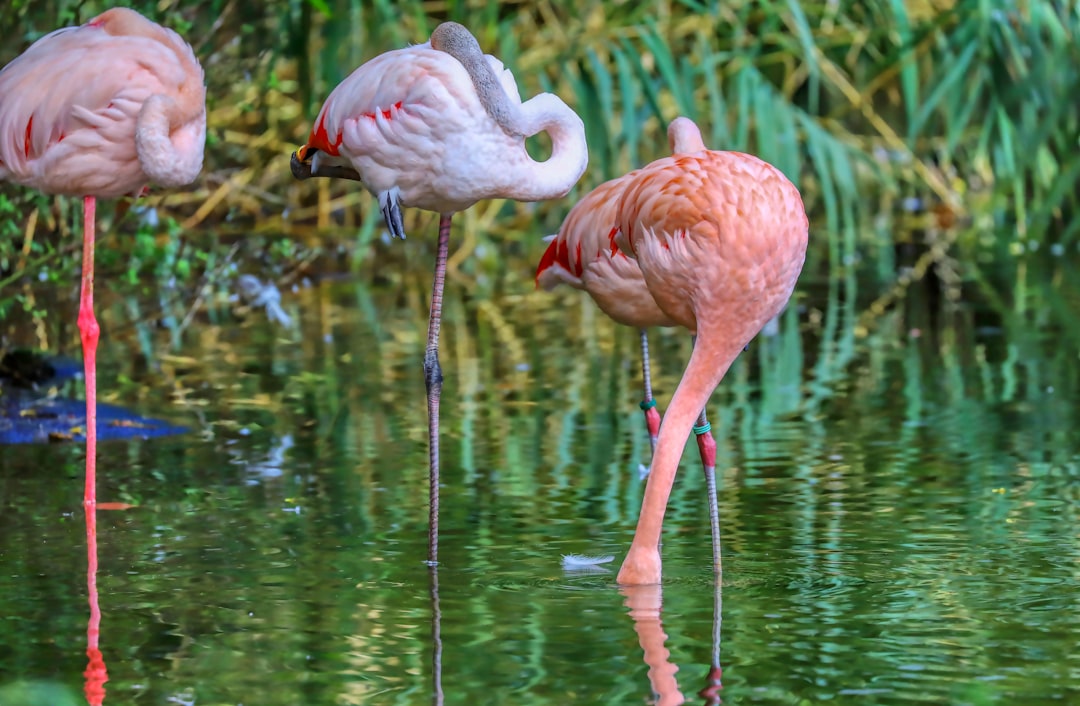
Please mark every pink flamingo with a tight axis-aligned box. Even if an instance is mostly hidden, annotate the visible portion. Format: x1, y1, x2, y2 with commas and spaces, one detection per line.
291, 21, 588, 564
614, 121, 808, 585
0, 7, 206, 510
537, 118, 724, 572
536, 118, 707, 452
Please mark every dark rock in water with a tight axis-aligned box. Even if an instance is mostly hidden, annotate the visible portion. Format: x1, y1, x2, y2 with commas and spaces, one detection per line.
0, 350, 187, 445
0, 349, 66, 387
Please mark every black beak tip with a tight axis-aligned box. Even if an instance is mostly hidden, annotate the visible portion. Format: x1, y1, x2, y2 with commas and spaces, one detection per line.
290, 150, 313, 180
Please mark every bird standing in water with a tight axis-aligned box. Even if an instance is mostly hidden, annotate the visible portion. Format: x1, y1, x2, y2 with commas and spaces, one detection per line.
0, 7, 207, 510
613, 135, 808, 585
537, 118, 726, 573
291, 22, 588, 564
535, 118, 707, 454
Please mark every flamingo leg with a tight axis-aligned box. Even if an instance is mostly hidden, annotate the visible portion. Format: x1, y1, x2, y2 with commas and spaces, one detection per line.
638, 328, 660, 457
691, 339, 721, 576
424, 214, 451, 566
78, 196, 100, 509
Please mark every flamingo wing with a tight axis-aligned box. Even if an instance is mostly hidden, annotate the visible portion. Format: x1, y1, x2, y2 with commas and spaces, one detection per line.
617, 150, 808, 330
536, 176, 629, 287
302, 44, 530, 213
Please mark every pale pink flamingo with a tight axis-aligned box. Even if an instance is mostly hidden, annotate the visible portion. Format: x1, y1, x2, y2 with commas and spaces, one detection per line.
536, 118, 723, 572
0, 8, 205, 511
614, 121, 808, 585
291, 21, 588, 564
0, 8, 205, 689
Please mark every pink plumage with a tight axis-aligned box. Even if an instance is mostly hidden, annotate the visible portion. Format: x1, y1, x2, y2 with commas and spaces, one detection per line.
614, 133, 808, 585
0, 7, 205, 198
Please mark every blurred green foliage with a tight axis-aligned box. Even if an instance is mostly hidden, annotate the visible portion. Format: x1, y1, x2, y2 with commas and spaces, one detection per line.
0, 0, 1077, 333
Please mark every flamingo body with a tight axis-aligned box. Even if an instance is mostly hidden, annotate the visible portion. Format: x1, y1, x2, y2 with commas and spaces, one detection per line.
297, 26, 587, 222
617, 151, 806, 335
614, 148, 808, 585
0, 7, 206, 198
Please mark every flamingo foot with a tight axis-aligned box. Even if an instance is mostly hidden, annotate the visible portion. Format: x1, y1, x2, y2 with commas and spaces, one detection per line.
379, 187, 406, 239
617, 545, 662, 585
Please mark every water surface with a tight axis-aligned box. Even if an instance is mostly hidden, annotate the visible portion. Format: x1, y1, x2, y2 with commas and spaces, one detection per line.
1, 252, 1077, 706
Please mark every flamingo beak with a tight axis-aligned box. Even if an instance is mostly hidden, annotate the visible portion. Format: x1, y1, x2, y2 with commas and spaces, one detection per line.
289, 148, 314, 180
290, 145, 364, 183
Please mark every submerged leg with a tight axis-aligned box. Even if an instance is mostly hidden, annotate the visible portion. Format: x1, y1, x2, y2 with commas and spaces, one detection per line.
639, 328, 660, 457
424, 214, 452, 566
78, 196, 100, 509
698, 572, 724, 705
694, 407, 721, 574
691, 337, 721, 576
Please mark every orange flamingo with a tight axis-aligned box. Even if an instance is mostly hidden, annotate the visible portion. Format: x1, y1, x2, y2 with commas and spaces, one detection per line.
0, 8, 206, 510
291, 21, 588, 564
614, 121, 808, 585
537, 117, 725, 573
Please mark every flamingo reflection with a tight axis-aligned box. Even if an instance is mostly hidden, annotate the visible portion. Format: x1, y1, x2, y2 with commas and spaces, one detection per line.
429, 565, 444, 706
621, 577, 724, 706
83, 502, 107, 706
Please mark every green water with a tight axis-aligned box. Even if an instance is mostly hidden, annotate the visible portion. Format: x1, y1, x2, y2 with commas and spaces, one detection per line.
1, 249, 1078, 706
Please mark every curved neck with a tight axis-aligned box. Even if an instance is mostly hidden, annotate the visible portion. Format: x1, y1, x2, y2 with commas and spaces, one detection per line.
626, 334, 743, 558
136, 95, 205, 187
430, 22, 587, 201
500, 93, 587, 201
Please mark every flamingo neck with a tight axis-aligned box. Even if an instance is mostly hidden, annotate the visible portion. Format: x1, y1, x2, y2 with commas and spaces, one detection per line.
135, 95, 205, 188
625, 334, 743, 567
668, 117, 706, 154
430, 22, 587, 200
500, 93, 588, 202
430, 22, 518, 137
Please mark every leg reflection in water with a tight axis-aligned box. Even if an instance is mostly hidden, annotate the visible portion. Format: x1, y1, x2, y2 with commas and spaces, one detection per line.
621, 584, 684, 706
84, 501, 107, 706
621, 574, 724, 706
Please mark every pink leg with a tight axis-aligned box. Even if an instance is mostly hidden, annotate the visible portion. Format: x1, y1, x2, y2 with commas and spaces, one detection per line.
78, 196, 100, 509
